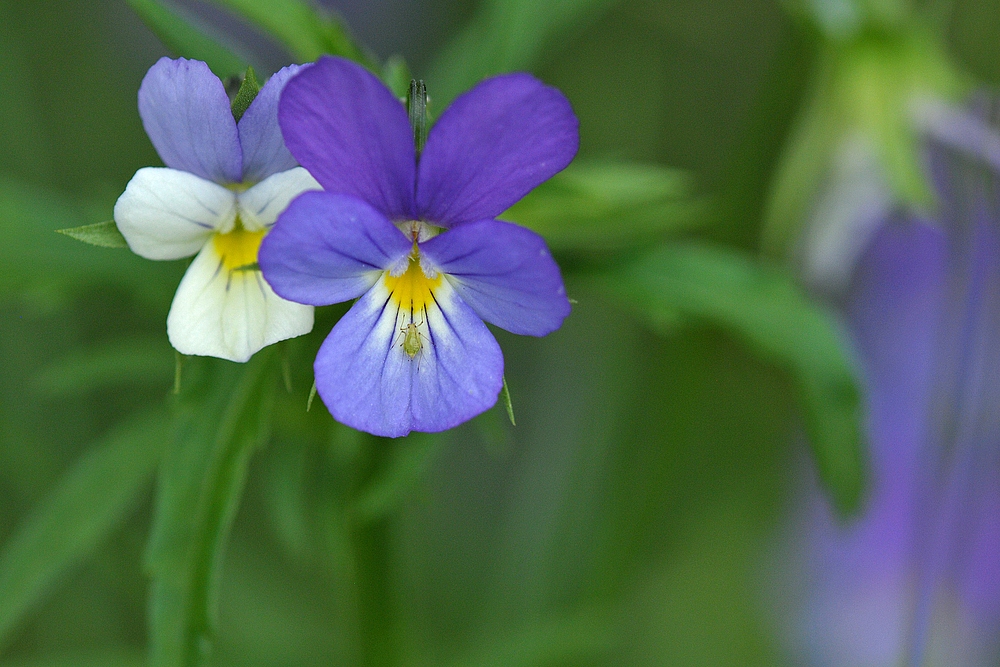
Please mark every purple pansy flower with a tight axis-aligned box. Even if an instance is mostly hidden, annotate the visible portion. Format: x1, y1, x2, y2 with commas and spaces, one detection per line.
784, 100, 1000, 666
258, 56, 577, 437
114, 57, 321, 362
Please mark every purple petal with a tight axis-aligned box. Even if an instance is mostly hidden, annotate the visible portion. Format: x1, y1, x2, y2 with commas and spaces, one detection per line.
258, 191, 411, 306
314, 278, 503, 438
239, 64, 306, 183
138, 57, 242, 183
416, 73, 579, 226
421, 219, 570, 335
279, 56, 416, 219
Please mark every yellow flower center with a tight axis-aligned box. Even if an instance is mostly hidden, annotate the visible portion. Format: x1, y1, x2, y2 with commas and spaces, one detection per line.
384, 251, 443, 316
213, 227, 266, 272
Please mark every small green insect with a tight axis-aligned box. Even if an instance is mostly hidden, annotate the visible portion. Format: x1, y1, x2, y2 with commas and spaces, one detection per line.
398, 314, 428, 361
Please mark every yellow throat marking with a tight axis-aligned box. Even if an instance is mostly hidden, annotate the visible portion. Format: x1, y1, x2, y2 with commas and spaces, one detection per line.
213, 226, 265, 272
384, 252, 443, 316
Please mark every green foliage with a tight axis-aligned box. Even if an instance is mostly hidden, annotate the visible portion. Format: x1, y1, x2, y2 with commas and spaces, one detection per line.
594, 243, 867, 515
31, 338, 174, 398
126, 0, 246, 77
427, 0, 620, 104
445, 609, 615, 667
0, 178, 178, 307
350, 433, 444, 523
55, 220, 128, 249
504, 160, 708, 251
0, 410, 171, 651
207, 0, 373, 66
229, 67, 260, 123
0, 651, 146, 667
145, 354, 276, 667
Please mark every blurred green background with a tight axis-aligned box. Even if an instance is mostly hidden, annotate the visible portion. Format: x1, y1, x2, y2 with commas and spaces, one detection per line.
2, 0, 1000, 665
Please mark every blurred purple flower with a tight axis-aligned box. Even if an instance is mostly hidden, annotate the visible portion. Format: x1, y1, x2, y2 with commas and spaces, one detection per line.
258, 57, 577, 437
786, 100, 1000, 666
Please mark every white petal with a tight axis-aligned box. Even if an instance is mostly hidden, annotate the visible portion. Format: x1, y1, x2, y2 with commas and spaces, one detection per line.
167, 242, 314, 362
237, 167, 322, 231
114, 167, 237, 260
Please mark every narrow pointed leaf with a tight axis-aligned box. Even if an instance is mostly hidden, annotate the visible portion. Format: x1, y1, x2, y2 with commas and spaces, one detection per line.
146, 353, 276, 667
500, 376, 516, 426
0, 410, 170, 650
0, 177, 180, 306
593, 243, 867, 515
55, 220, 128, 249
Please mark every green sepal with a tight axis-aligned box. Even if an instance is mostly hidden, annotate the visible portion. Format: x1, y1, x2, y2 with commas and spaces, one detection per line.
407, 79, 428, 157
500, 375, 516, 426
230, 66, 260, 123
56, 220, 128, 249
306, 379, 318, 412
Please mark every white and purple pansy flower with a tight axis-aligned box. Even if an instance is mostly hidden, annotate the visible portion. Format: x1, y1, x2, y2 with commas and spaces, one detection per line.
114, 57, 320, 363
258, 56, 578, 437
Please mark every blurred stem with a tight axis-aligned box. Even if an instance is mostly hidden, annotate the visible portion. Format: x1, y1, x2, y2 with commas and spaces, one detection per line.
341, 432, 398, 667
350, 515, 396, 667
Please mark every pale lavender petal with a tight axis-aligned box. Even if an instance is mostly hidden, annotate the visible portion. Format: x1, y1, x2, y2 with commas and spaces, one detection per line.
421, 219, 570, 335
409, 280, 504, 431
138, 57, 242, 183
279, 56, 416, 219
314, 278, 503, 438
315, 282, 413, 437
258, 191, 411, 306
416, 73, 578, 226
238, 64, 306, 183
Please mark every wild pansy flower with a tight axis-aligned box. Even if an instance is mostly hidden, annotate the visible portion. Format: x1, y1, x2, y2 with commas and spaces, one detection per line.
258, 56, 577, 437
782, 99, 1000, 666
114, 57, 319, 362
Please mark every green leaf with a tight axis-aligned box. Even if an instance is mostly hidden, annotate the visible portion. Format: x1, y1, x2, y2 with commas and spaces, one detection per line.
593, 243, 867, 515
145, 354, 276, 667
229, 67, 260, 123
350, 433, 444, 522
427, 0, 619, 105
0, 177, 179, 308
31, 338, 174, 397
126, 0, 246, 77
55, 220, 128, 249
207, 0, 372, 66
499, 376, 516, 426
0, 410, 170, 651
503, 161, 708, 251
